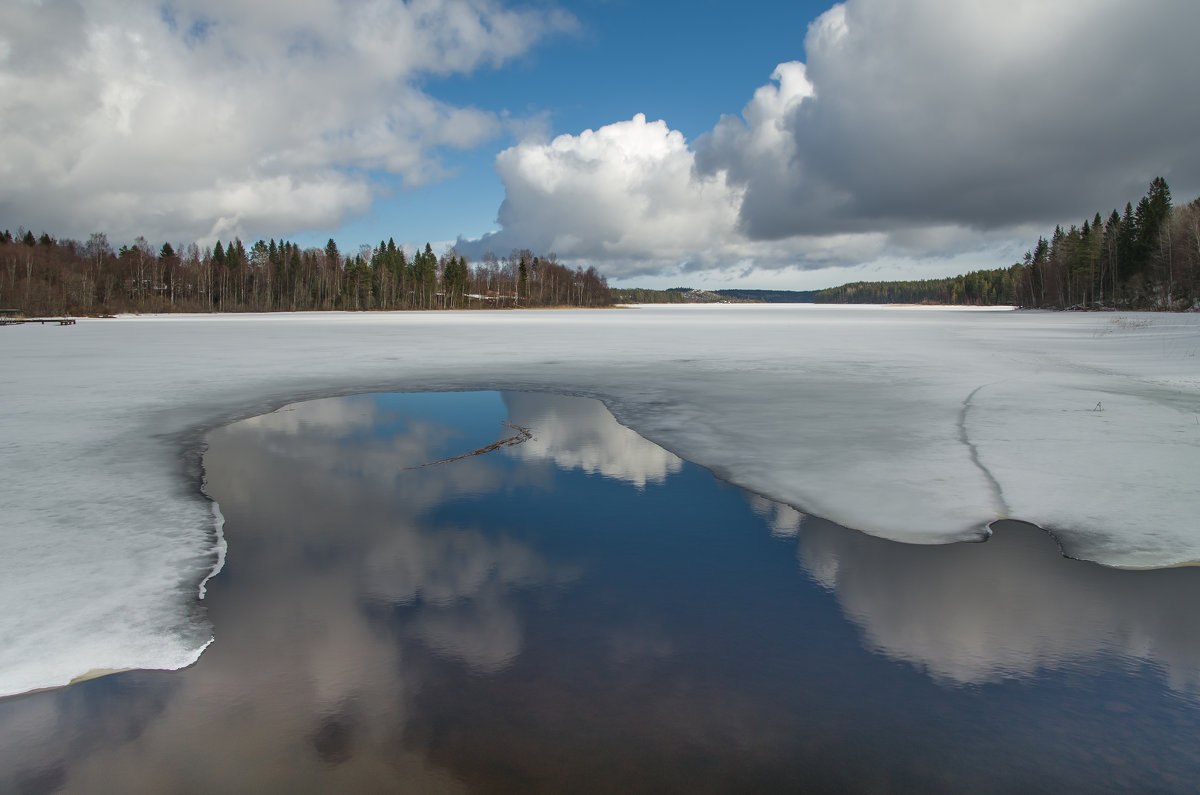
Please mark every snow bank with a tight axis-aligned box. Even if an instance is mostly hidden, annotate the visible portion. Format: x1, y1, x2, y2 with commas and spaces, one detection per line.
1, 306, 1198, 696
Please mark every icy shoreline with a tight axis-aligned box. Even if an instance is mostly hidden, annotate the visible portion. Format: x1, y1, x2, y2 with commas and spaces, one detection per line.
2, 305, 1199, 697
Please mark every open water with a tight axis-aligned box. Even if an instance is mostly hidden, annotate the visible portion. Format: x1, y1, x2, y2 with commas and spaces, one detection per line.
3, 390, 1200, 793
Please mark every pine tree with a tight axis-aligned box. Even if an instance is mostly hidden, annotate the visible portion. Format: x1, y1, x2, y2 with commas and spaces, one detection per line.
1030, 236, 1049, 307
1103, 209, 1122, 302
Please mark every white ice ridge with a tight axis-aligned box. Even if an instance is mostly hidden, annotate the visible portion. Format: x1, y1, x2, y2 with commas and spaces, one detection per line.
1, 305, 1198, 696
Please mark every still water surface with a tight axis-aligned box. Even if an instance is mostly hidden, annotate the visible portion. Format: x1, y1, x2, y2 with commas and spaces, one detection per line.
3, 391, 1200, 792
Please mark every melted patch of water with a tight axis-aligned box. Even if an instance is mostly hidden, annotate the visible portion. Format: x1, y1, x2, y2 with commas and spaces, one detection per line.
3, 391, 1200, 792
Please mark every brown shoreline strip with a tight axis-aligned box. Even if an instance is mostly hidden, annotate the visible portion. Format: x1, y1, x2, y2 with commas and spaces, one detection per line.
402, 422, 534, 470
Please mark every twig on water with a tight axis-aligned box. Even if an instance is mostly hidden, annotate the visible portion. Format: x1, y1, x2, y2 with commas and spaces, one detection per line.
402, 422, 534, 470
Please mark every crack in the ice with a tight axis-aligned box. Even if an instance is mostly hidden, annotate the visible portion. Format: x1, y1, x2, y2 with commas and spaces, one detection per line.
959, 384, 1010, 517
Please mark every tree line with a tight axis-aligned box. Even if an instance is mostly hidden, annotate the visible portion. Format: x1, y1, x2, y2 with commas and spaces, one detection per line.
609, 288, 818, 304
1015, 177, 1199, 309
0, 231, 612, 316
814, 178, 1199, 310
609, 287, 691, 304
813, 266, 1022, 306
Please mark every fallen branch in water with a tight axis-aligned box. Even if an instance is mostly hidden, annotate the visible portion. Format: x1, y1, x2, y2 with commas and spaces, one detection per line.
402, 422, 534, 470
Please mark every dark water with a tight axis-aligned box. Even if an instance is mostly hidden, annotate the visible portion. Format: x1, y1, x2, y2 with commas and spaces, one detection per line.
4, 391, 1200, 793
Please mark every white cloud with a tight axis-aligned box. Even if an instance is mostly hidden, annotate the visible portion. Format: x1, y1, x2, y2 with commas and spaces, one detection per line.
460, 113, 743, 277
732, 0, 1200, 236
464, 0, 1200, 282
0, 0, 573, 245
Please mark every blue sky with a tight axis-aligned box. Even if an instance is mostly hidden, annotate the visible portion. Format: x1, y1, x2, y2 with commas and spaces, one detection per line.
421, 0, 825, 140
3, 0, 1199, 289
321, 0, 829, 255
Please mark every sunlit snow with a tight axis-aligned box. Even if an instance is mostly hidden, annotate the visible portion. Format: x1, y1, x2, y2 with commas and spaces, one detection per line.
1, 305, 1198, 697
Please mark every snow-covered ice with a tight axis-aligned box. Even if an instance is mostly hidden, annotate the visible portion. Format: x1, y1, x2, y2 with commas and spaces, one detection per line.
1, 305, 1198, 697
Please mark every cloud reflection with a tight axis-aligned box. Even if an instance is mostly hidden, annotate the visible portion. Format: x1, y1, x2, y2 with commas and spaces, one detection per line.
363, 527, 578, 674
7, 391, 1200, 792
791, 514, 1200, 692
748, 494, 803, 539
214, 392, 574, 675
0, 392, 580, 792
501, 392, 683, 488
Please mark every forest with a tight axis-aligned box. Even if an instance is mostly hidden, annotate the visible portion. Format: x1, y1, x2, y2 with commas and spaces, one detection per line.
813, 266, 1021, 305
5, 179, 1196, 315
609, 287, 691, 304
609, 288, 816, 304
816, 178, 1200, 309
1012, 177, 1199, 309
0, 233, 611, 316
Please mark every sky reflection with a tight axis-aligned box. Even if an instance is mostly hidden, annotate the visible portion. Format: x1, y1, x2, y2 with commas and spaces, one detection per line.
793, 513, 1200, 692
501, 391, 684, 488
3, 391, 1200, 792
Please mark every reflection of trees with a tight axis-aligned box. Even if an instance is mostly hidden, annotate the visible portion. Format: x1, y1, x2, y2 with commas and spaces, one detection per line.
792, 514, 1200, 692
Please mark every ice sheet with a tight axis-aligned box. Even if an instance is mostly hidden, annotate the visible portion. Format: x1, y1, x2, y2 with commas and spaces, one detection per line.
2, 306, 1198, 696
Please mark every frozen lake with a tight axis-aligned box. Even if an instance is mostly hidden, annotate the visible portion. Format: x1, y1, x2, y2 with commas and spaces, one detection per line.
4, 391, 1200, 792
1, 305, 1199, 697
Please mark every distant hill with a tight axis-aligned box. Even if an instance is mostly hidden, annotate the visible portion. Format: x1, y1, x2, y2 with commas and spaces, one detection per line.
713, 289, 817, 303
612, 287, 816, 304
813, 267, 1019, 306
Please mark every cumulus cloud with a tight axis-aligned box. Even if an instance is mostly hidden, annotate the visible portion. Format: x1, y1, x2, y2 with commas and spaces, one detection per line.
0, 0, 573, 245
458, 113, 743, 277
463, 0, 1200, 280
705, 0, 1200, 238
